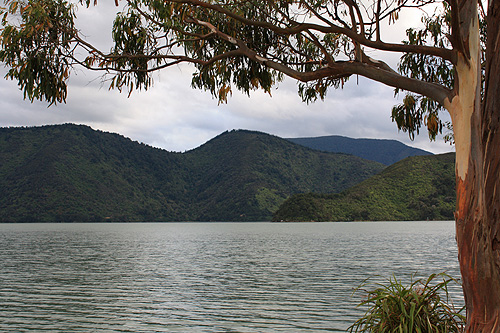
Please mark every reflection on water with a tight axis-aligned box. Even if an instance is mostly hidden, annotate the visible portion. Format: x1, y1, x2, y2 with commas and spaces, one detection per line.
0, 222, 462, 332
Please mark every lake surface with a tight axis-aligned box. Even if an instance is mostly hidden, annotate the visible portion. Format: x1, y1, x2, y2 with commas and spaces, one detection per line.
0, 221, 462, 332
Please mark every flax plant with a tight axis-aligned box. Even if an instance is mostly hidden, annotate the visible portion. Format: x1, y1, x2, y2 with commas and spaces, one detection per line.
348, 273, 465, 333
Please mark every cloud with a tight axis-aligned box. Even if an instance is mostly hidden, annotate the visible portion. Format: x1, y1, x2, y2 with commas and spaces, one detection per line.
0, 2, 455, 155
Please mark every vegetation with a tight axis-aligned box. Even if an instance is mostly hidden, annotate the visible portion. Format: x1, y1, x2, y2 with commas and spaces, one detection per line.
0, 124, 384, 222
274, 153, 455, 222
0, 124, 190, 222
287, 135, 432, 166
2, 0, 500, 327
349, 273, 465, 332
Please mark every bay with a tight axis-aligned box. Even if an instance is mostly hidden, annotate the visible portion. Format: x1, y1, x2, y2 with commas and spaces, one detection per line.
0, 221, 462, 332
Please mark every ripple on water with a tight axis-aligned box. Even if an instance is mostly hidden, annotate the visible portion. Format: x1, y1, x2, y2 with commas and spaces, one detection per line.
0, 221, 462, 332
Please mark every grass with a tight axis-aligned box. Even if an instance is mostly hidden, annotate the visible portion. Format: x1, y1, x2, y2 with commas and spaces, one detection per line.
348, 273, 465, 332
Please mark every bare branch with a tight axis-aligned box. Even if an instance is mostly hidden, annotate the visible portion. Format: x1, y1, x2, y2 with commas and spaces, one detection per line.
168, 0, 456, 62
446, 0, 466, 56
376, 0, 382, 41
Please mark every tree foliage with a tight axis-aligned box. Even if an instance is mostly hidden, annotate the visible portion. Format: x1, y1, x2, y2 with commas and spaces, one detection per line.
0, 0, 74, 104
0, 0, 483, 140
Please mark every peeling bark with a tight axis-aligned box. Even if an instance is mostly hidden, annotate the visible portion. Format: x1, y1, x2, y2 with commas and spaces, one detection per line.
450, 0, 500, 330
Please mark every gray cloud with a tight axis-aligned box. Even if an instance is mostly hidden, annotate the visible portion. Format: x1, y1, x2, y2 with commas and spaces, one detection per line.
0, 3, 455, 155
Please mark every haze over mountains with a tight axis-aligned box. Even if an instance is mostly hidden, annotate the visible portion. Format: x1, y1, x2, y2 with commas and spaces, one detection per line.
287, 135, 432, 165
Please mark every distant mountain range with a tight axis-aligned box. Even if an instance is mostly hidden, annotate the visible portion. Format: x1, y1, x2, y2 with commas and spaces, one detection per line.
287, 135, 432, 165
0, 124, 384, 222
273, 153, 456, 222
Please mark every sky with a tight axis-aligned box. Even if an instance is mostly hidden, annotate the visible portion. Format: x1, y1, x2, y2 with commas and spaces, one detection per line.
0, 2, 455, 155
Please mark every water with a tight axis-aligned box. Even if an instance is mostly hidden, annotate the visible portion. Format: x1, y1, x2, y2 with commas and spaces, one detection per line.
0, 221, 462, 332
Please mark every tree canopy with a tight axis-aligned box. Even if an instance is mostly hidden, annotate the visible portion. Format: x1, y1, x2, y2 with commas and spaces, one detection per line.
0, 0, 482, 139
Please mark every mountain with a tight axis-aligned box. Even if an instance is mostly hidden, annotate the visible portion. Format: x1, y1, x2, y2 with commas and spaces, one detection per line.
287, 135, 432, 165
0, 125, 385, 222
273, 153, 456, 222
0, 124, 191, 222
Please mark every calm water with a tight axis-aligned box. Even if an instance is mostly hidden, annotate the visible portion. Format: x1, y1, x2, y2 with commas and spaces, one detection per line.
0, 221, 462, 332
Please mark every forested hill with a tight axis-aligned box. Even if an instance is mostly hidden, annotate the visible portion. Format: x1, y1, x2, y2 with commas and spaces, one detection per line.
287, 135, 432, 165
273, 153, 456, 222
0, 124, 384, 222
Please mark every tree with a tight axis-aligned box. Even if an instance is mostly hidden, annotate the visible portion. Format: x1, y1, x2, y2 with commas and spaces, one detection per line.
0, 0, 498, 330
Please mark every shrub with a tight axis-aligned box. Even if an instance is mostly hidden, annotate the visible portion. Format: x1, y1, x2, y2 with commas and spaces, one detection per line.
348, 273, 465, 332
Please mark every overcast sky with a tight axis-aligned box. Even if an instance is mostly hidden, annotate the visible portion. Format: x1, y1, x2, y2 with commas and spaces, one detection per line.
0, 2, 455, 154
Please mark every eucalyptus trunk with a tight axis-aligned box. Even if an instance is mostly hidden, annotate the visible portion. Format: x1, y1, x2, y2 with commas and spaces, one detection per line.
451, 0, 500, 330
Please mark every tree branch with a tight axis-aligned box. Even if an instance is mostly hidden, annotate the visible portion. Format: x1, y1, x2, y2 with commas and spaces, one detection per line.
69, 0, 456, 106
167, 0, 456, 62
376, 0, 381, 41
251, 55, 454, 107
446, 0, 466, 56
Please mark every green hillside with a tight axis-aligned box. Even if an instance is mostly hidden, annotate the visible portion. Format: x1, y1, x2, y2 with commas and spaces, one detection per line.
0, 124, 191, 222
184, 130, 385, 221
0, 125, 384, 222
273, 153, 456, 222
